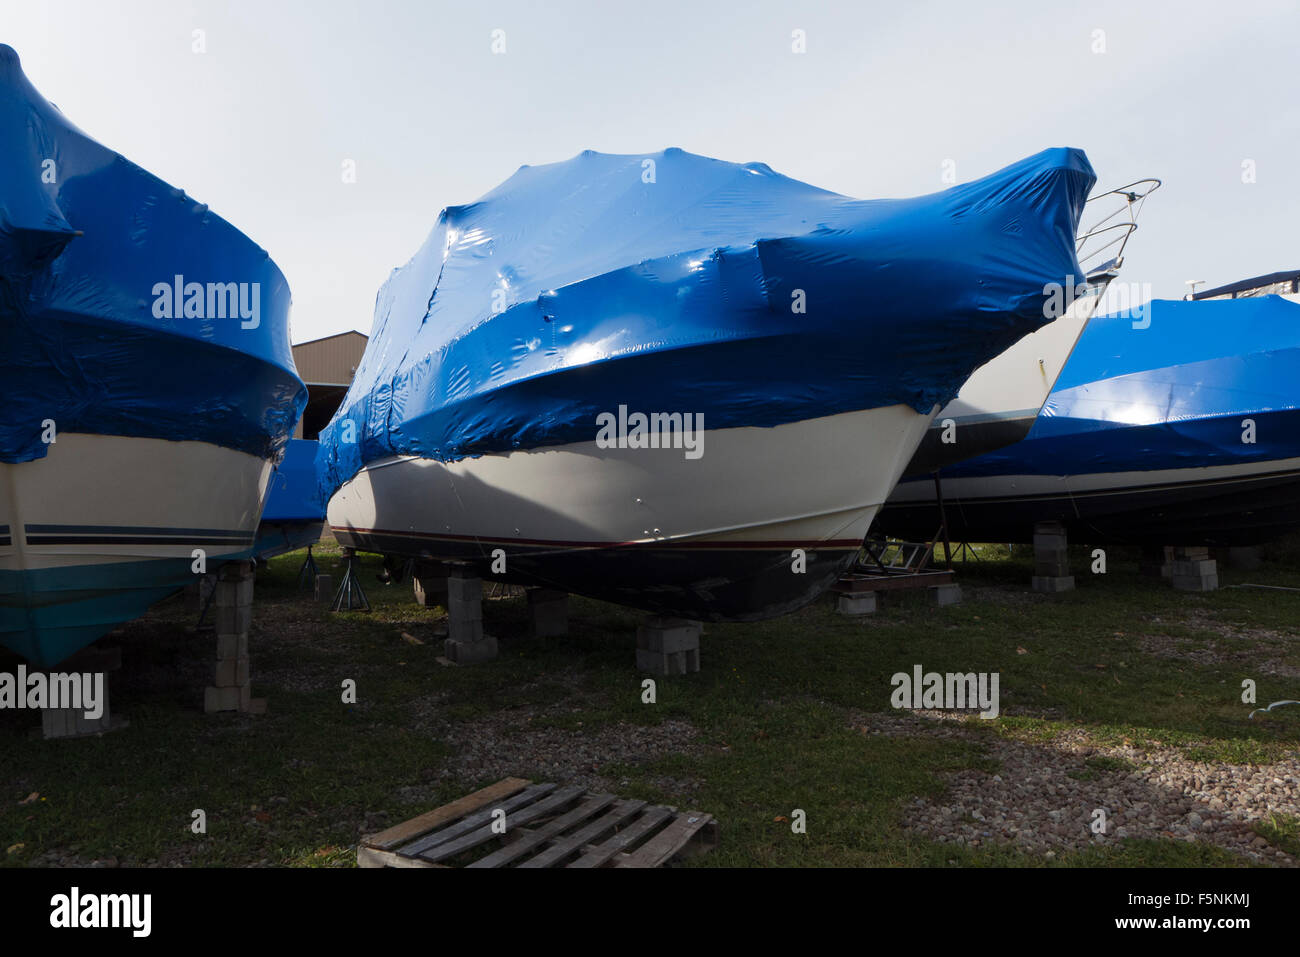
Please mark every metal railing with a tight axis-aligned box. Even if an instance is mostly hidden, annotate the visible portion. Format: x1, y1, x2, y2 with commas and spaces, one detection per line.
1075, 178, 1162, 280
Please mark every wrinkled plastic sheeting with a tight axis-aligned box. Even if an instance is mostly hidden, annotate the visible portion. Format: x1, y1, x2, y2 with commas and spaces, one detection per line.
939, 296, 1300, 478
261, 438, 325, 521
258, 436, 322, 520
317, 146, 1095, 501
0, 45, 305, 464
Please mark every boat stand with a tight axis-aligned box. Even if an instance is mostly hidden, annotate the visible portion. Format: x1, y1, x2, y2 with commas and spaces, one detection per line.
297, 545, 319, 591
834, 469, 963, 614
331, 550, 371, 612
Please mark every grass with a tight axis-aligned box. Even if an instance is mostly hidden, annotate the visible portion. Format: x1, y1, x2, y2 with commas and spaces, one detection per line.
2, 540, 1299, 867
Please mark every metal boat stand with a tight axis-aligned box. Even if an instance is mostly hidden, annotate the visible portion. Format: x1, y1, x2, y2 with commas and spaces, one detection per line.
297, 545, 319, 591
331, 549, 371, 612
834, 471, 962, 614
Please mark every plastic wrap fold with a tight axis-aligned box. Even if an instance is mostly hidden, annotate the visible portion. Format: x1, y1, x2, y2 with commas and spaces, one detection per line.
317, 147, 1095, 501
0, 45, 305, 464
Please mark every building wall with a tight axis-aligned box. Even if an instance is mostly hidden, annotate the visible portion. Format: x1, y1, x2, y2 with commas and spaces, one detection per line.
292, 331, 368, 386
291, 331, 368, 439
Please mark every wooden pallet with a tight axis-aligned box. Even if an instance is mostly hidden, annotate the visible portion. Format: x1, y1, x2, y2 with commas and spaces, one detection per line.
832, 568, 955, 594
358, 777, 718, 868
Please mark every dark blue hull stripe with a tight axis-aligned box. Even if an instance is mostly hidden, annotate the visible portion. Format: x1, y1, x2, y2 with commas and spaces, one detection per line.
21, 524, 253, 547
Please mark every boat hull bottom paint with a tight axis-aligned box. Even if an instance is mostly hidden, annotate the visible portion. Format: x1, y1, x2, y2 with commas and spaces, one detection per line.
328, 405, 933, 621
253, 520, 325, 561
879, 459, 1300, 547
0, 433, 272, 666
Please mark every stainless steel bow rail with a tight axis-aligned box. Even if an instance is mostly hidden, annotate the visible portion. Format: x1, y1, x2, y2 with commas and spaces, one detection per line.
358, 777, 718, 868
1075, 177, 1162, 283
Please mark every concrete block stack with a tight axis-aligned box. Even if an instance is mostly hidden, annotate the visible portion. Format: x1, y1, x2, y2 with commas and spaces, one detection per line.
1031, 521, 1075, 593
204, 561, 267, 714
636, 617, 702, 675
443, 567, 498, 663
1170, 546, 1219, 592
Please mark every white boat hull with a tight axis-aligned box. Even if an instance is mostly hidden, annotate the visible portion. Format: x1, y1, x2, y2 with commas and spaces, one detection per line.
329, 404, 935, 619
0, 433, 272, 665
882, 456, 1300, 545
901, 289, 1101, 476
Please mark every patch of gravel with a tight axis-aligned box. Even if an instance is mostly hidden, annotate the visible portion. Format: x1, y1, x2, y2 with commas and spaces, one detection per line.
443, 716, 701, 795
1136, 609, 1300, 677
861, 711, 1299, 864
410, 683, 704, 797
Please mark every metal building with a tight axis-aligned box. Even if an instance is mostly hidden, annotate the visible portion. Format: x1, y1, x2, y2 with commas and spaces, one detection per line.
291, 331, 369, 439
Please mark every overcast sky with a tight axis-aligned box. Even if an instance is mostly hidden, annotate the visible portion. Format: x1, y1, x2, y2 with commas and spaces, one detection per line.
6, 0, 1298, 343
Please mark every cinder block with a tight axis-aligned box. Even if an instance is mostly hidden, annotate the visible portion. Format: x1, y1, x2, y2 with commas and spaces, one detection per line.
314, 574, 334, 602
444, 634, 498, 664
838, 593, 878, 616
219, 560, 256, 580
930, 583, 962, 606
213, 656, 250, 688
447, 618, 485, 644
1170, 559, 1216, 577
204, 686, 241, 712
446, 576, 482, 604
1173, 546, 1211, 562
214, 603, 252, 636
215, 578, 254, 609
1032, 522, 1068, 544
41, 705, 112, 739
636, 619, 702, 654
246, 697, 268, 715
447, 597, 483, 623
73, 710, 110, 736
216, 633, 248, 659
1032, 575, 1075, 594
1173, 570, 1218, 592
41, 707, 71, 739
636, 647, 700, 676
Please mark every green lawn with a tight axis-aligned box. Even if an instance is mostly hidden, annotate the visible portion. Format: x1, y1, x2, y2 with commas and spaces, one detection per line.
3, 541, 1298, 867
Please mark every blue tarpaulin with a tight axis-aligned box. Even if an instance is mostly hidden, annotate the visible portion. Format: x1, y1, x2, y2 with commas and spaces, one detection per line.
0, 44, 305, 464
317, 146, 1095, 502
940, 295, 1300, 478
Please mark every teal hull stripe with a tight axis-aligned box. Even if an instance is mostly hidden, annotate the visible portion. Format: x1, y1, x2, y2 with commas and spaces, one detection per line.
1, 548, 253, 666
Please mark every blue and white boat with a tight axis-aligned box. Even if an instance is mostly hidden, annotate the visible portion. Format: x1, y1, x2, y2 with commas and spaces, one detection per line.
318, 147, 1095, 620
0, 46, 305, 666
254, 438, 325, 560
880, 277, 1300, 545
